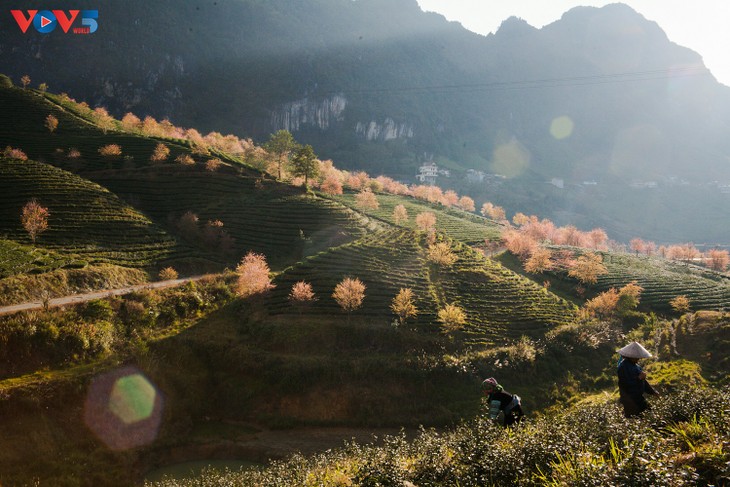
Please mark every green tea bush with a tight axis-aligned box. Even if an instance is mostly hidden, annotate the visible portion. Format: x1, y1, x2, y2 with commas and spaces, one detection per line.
148, 387, 729, 487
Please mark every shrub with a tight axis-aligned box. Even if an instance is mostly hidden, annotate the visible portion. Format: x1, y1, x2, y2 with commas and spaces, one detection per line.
175, 153, 195, 166
205, 158, 222, 172
438, 303, 466, 333
150, 143, 170, 162
98, 144, 122, 157
158, 267, 178, 280
426, 242, 458, 267
3, 146, 28, 160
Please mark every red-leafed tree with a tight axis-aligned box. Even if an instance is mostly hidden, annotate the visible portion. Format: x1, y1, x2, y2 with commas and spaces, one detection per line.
236, 252, 274, 298
21, 199, 50, 244
706, 249, 729, 271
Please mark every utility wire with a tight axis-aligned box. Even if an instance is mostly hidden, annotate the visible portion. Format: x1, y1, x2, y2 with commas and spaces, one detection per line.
311, 66, 712, 97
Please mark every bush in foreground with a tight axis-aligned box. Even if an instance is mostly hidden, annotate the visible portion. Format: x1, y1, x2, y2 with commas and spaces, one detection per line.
147, 387, 729, 486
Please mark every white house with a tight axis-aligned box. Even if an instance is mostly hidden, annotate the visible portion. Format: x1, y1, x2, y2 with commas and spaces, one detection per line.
416, 162, 439, 185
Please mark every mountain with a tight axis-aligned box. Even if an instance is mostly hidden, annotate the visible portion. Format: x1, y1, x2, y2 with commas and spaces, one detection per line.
3, 1, 730, 242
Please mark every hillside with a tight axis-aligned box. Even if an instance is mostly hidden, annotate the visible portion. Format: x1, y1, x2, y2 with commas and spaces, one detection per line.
0, 79, 729, 486
0, 82, 374, 302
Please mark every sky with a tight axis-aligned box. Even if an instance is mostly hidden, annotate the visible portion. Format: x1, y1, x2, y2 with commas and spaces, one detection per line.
416, 1, 730, 86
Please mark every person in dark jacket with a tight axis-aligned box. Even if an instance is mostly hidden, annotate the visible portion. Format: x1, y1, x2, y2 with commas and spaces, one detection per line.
617, 341, 658, 417
481, 377, 523, 426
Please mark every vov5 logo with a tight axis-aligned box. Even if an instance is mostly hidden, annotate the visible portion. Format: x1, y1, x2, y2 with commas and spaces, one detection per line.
11, 10, 98, 34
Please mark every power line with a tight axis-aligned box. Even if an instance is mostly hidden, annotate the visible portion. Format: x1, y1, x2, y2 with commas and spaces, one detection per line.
312, 66, 712, 97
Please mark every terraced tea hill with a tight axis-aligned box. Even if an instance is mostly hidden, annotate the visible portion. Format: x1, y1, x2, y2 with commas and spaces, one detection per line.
334, 193, 503, 245
0, 87, 198, 172
266, 228, 437, 322
596, 252, 730, 313
266, 229, 576, 346
439, 242, 578, 346
93, 168, 371, 268
0, 239, 85, 278
0, 157, 194, 268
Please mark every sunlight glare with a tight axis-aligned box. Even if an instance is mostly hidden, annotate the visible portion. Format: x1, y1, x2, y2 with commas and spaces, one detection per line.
550, 116, 574, 139
490, 138, 530, 178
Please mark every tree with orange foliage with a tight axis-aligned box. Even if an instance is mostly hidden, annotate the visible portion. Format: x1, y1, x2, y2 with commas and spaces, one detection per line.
415, 211, 437, 233
630, 238, 646, 255
289, 281, 317, 313
150, 143, 170, 162
438, 303, 467, 333
676, 243, 700, 263
355, 189, 379, 210
616, 281, 643, 316
393, 204, 408, 225
558, 225, 586, 247
174, 154, 194, 165
587, 228, 608, 250
585, 288, 619, 319
21, 199, 49, 244
524, 247, 553, 274
20, 75, 30, 89
121, 112, 142, 132
670, 295, 691, 314
502, 229, 537, 260
568, 252, 608, 285
332, 277, 366, 320
427, 242, 458, 267
320, 175, 343, 195
45, 114, 58, 134
481, 202, 506, 220
512, 212, 530, 227
158, 267, 179, 280
205, 158, 222, 172
457, 196, 475, 212
93, 107, 115, 134
705, 249, 729, 271
236, 252, 274, 298
442, 190, 459, 207
391, 288, 418, 326
98, 144, 122, 157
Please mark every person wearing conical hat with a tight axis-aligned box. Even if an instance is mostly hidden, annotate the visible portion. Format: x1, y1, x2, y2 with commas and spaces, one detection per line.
481, 377, 524, 426
617, 341, 658, 417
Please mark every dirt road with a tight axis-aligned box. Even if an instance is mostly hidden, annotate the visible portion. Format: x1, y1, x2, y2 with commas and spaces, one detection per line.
0, 275, 212, 316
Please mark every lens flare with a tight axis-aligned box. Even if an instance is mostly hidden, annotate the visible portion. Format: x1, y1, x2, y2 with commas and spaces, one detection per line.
109, 373, 156, 424
490, 138, 530, 178
550, 116, 574, 139
84, 366, 163, 451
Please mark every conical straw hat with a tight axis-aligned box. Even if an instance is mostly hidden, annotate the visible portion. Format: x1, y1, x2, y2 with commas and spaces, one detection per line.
618, 341, 652, 359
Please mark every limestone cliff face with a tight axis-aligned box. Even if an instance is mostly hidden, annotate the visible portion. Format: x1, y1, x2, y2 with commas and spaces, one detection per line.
355, 119, 414, 141
271, 95, 347, 132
